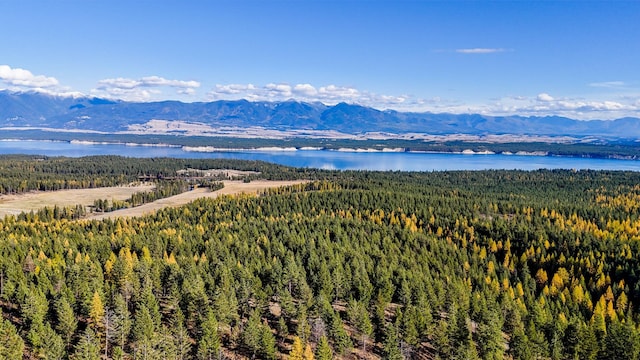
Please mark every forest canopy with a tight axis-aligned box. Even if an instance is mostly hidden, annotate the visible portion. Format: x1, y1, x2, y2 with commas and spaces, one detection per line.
0, 156, 639, 359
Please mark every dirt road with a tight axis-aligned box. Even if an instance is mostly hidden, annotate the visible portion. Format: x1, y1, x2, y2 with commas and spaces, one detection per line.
87, 180, 305, 220
0, 180, 306, 220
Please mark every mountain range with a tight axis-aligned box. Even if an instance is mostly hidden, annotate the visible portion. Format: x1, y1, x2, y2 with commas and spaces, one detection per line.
1, 90, 639, 139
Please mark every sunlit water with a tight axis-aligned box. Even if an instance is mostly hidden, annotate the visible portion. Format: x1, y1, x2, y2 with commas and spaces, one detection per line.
1, 140, 639, 171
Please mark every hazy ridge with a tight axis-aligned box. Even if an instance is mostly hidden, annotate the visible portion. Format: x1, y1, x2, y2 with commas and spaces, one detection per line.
2, 90, 640, 139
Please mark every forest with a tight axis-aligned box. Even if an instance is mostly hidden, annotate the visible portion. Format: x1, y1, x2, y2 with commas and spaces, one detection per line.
0, 155, 640, 359
0, 155, 321, 195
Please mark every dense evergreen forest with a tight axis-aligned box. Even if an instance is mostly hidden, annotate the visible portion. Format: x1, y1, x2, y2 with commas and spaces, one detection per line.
0, 155, 320, 194
0, 156, 640, 359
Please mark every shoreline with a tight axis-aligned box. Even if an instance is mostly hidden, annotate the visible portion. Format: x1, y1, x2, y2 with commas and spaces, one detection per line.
0, 136, 638, 161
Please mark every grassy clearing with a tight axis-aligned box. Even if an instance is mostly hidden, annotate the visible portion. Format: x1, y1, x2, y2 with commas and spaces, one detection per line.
0, 180, 307, 219
0, 184, 155, 217
88, 180, 307, 220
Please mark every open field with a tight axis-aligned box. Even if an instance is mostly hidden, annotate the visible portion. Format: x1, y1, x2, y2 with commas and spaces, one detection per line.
88, 180, 307, 220
0, 180, 307, 219
0, 184, 155, 217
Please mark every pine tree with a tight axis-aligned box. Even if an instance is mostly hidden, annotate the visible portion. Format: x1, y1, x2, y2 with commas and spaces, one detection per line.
197, 309, 221, 360
576, 321, 599, 360
132, 304, 159, 358
296, 306, 312, 343
88, 290, 105, 334
510, 327, 533, 360
27, 322, 66, 360
213, 267, 239, 326
157, 325, 179, 360
347, 299, 373, 352
55, 296, 77, 349
303, 343, 315, 360
172, 308, 192, 360
242, 309, 263, 358
562, 319, 580, 360
112, 293, 132, 352
260, 324, 278, 360
21, 287, 48, 326
277, 316, 289, 341
289, 336, 305, 360
433, 311, 452, 357
112, 346, 125, 360
133, 304, 156, 341
138, 277, 162, 328
399, 306, 420, 347
451, 304, 472, 353
329, 312, 351, 354
382, 324, 403, 360
315, 335, 333, 360
602, 320, 640, 360
72, 327, 101, 360
0, 317, 24, 359
528, 317, 550, 359
44, 324, 66, 360
183, 271, 209, 330
476, 308, 504, 360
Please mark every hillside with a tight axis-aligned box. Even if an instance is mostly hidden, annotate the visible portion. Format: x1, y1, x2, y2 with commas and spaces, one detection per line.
2, 91, 640, 139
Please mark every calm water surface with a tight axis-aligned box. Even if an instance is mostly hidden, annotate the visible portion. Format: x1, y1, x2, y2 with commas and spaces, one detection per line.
1, 140, 639, 171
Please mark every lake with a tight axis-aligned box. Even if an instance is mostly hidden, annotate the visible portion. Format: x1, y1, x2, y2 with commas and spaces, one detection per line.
1, 139, 640, 171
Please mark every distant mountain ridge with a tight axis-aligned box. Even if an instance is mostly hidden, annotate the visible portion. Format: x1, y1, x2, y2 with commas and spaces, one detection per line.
1, 90, 639, 139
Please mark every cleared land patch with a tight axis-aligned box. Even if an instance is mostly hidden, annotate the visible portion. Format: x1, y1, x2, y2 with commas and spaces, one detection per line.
0, 184, 155, 217
0, 180, 307, 220
88, 180, 307, 220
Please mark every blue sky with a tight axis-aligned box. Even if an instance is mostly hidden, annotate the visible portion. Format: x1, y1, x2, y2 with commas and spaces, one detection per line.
1, 0, 639, 119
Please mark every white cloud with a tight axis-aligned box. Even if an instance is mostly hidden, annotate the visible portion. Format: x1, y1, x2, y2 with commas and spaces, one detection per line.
91, 86, 161, 102
293, 84, 318, 97
25, 87, 85, 98
463, 93, 640, 120
139, 76, 200, 89
206, 82, 410, 109
92, 75, 200, 101
530, 94, 630, 113
537, 93, 554, 102
589, 81, 625, 88
318, 85, 360, 101
212, 84, 256, 95
455, 48, 507, 54
0, 64, 59, 88
265, 83, 292, 93
0, 64, 87, 98
96, 76, 200, 90
97, 78, 140, 90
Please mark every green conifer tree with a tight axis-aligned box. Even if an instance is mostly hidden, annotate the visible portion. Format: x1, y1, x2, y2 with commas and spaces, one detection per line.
197, 309, 221, 360
382, 324, 403, 360
72, 327, 101, 360
329, 312, 351, 354
260, 324, 278, 360
55, 296, 78, 349
172, 308, 192, 360
315, 335, 333, 360
0, 317, 24, 359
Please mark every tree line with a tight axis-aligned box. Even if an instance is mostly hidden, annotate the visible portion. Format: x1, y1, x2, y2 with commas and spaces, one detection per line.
0, 155, 324, 195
